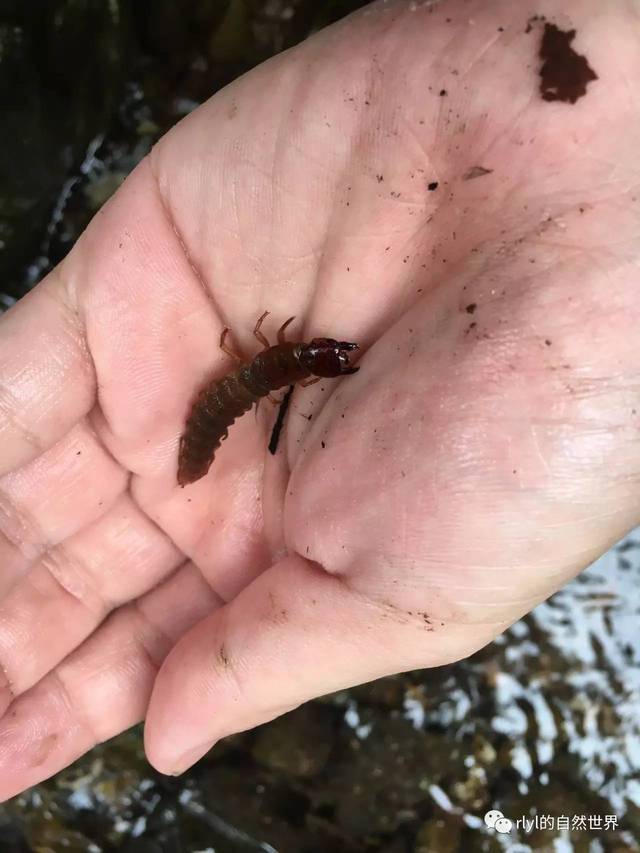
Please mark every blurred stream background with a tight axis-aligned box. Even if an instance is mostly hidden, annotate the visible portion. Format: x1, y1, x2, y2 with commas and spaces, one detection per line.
0, 1, 638, 850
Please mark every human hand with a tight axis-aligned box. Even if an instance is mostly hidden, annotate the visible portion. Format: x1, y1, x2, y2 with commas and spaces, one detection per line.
0, 0, 638, 797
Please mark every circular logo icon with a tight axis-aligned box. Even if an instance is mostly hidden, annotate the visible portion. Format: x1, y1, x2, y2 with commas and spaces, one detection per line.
484, 809, 513, 833
495, 817, 513, 834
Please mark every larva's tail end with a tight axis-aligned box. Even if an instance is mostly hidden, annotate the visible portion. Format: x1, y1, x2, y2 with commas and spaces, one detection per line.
177, 457, 212, 487
177, 433, 220, 487
177, 459, 195, 488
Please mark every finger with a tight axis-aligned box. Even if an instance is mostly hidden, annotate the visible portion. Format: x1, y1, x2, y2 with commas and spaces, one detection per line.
0, 561, 221, 801
133, 437, 273, 603
0, 267, 95, 477
0, 420, 127, 598
0, 492, 182, 716
76, 159, 222, 481
143, 555, 502, 774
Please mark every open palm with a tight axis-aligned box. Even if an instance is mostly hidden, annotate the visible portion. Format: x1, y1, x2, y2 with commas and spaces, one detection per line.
1, 0, 638, 797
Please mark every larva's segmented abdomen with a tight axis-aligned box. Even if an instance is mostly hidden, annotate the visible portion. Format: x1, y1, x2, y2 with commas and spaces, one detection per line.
176, 337, 349, 486
177, 369, 257, 486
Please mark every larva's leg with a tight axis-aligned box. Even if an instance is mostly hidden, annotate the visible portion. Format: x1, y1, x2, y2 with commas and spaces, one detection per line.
220, 328, 243, 364
255, 394, 280, 421
300, 377, 321, 388
253, 311, 271, 351
277, 316, 296, 344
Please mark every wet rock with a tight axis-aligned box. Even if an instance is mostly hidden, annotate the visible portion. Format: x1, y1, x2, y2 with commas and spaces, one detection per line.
251, 703, 336, 778
381, 837, 411, 853
472, 733, 497, 766
348, 674, 407, 709
84, 171, 129, 212
451, 764, 490, 811
200, 762, 330, 852
325, 716, 451, 836
626, 799, 640, 842
0, 821, 28, 853
0, 1, 128, 298
414, 815, 461, 853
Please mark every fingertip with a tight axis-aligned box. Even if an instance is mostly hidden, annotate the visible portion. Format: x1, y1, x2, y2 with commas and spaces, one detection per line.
142, 556, 399, 772
145, 734, 215, 776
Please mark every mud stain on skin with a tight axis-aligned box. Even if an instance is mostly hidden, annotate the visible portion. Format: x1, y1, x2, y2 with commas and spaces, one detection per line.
268, 590, 289, 625
526, 14, 545, 35
463, 165, 493, 181
0, 671, 15, 722
0, 662, 15, 701
32, 732, 58, 767
418, 612, 435, 631
539, 22, 598, 104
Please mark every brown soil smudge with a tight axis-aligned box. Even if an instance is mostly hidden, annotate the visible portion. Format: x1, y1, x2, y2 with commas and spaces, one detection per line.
32, 732, 59, 767
539, 22, 598, 104
463, 165, 493, 181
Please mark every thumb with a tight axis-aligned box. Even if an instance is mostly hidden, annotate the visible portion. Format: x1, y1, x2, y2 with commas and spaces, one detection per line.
143, 554, 499, 774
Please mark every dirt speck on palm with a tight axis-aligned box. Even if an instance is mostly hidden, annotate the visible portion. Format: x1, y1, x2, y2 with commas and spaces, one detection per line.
538, 22, 598, 104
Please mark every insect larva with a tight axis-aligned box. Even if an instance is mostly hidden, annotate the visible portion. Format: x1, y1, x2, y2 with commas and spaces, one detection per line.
177, 312, 359, 486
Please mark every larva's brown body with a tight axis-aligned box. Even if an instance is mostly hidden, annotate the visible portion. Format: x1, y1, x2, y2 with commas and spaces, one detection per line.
177, 315, 359, 486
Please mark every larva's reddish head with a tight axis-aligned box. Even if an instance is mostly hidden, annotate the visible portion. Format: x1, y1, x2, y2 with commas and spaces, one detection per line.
299, 338, 359, 377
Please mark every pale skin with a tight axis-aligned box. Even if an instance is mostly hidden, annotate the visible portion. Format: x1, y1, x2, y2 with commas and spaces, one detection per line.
0, 0, 638, 798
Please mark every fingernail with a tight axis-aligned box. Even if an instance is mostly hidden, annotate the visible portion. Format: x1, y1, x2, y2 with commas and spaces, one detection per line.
169, 741, 215, 775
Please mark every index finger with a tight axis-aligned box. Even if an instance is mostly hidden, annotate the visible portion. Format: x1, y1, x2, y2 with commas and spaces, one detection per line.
0, 266, 96, 476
